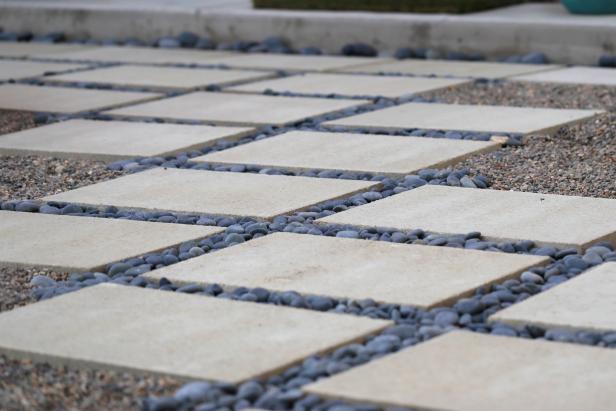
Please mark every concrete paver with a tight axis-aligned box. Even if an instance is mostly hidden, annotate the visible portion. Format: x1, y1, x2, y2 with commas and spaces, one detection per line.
0, 284, 390, 383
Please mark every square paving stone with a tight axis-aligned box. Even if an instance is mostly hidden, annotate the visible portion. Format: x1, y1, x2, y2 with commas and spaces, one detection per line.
104, 92, 370, 126
491, 262, 616, 333
0, 211, 223, 271
193, 130, 499, 176
44, 168, 378, 219
512, 66, 616, 86
144, 232, 548, 309
46, 65, 275, 91
0, 119, 254, 160
206, 54, 388, 72
304, 331, 616, 411
338, 58, 560, 79
323, 102, 603, 135
0, 60, 88, 81
0, 42, 94, 58
317, 185, 616, 250
0, 84, 160, 114
37, 45, 232, 65
0, 283, 390, 382
226, 73, 468, 97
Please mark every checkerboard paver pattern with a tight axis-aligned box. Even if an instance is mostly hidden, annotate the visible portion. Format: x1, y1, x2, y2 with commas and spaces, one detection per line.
512, 66, 616, 86
104, 92, 370, 126
0, 284, 390, 383
44, 168, 379, 219
323, 102, 603, 135
194, 130, 499, 176
304, 331, 616, 411
0, 84, 160, 113
0, 119, 254, 160
491, 262, 616, 333
226, 73, 468, 97
37, 45, 233, 65
338, 58, 561, 79
318, 185, 616, 250
0, 211, 223, 271
46, 65, 275, 91
145, 232, 548, 309
0, 60, 87, 81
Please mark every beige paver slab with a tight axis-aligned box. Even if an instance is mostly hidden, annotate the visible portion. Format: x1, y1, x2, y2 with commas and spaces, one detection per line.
0, 84, 160, 113
193, 130, 499, 176
338, 58, 561, 79
226, 73, 468, 97
304, 331, 616, 411
44, 168, 378, 219
46, 65, 275, 91
0, 42, 94, 58
0, 211, 223, 271
491, 262, 616, 333
104, 92, 369, 126
323, 102, 603, 135
206, 53, 389, 72
318, 185, 616, 250
512, 66, 616, 86
37, 45, 232, 65
145, 232, 548, 309
0, 119, 254, 160
0, 60, 87, 81
0, 284, 390, 383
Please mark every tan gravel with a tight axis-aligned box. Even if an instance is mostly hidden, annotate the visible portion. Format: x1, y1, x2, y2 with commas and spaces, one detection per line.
422, 81, 616, 199
0, 110, 37, 136
0, 356, 181, 411
0, 155, 123, 201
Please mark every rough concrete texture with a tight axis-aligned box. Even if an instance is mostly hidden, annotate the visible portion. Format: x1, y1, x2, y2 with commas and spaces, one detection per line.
227, 73, 468, 97
324, 102, 604, 135
194, 130, 499, 176
0, 283, 391, 383
44, 168, 378, 219
0, 84, 160, 114
104, 91, 370, 126
0, 60, 88, 81
318, 185, 616, 250
46, 64, 275, 90
304, 331, 616, 411
341, 59, 560, 79
36, 45, 232, 65
0, 119, 254, 160
0, 3, 611, 64
0, 211, 223, 271
512, 67, 616, 86
491, 262, 616, 333
145, 232, 548, 309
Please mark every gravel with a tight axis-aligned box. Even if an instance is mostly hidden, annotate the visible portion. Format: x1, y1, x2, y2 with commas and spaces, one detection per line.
0, 155, 124, 200
421, 81, 616, 198
0, 356, 181, 411
0, 110, 37, 136
0, 266, 68, 313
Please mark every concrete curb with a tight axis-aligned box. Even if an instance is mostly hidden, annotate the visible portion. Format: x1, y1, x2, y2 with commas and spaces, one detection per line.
0, 2, 615, 64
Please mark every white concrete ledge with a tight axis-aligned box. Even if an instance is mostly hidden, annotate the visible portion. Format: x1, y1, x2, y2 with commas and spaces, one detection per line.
0, 2, 614, 64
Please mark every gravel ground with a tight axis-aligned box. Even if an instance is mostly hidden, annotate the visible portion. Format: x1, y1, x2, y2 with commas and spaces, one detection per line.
0, 266, 67, 313
422, 81, 616, 198
0, 356, 181, 411
0, 110, 37, 136
0, 155, 123, 200
422, 80, 616, 110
